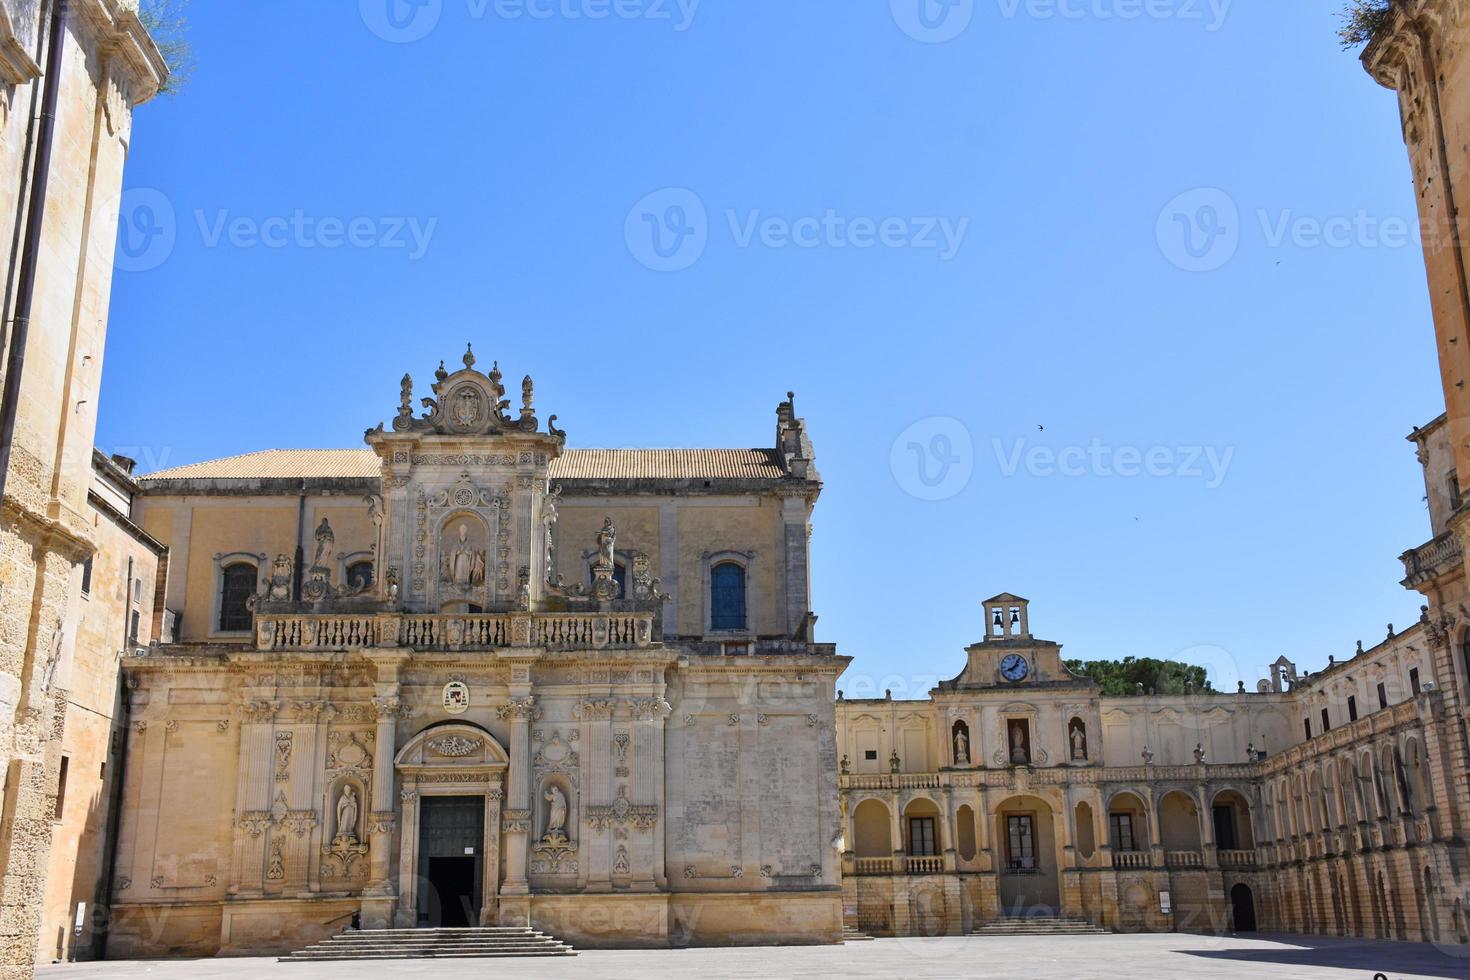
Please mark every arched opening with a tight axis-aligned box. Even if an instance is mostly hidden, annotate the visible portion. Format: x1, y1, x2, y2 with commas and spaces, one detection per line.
1210, 790, 1253, 852
994, 795, 1060, 915
1404, 738, 1431, 816
347, 559, 375, 591
1074, 801, 1096, 860
1107, 791, 1147, 860
1357, 752, 1378, 822
1308, 771, 1329, 832
903, 798, 941, 862
1421, 865, 1438, 942
956, 804, 977, 862
1229, 883, 1257, 932
950, 720, 972, 766
1158, 790, 1202, 856
852, 799, 892, 858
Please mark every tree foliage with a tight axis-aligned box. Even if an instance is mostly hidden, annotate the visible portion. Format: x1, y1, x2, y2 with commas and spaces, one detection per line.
137, 0, 194, 96
1338, 0, 1394, 49
1064, 657, 1215, 697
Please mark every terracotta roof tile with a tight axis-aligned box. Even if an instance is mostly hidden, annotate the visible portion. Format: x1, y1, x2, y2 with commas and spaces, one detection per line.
140, 448, 788, 484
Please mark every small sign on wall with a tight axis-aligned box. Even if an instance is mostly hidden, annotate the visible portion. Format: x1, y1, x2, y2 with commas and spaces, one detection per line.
443, 681, 470, 714
1159, 891, 1172, 915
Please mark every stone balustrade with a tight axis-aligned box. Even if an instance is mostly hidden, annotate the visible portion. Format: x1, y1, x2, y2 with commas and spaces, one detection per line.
1400, 530, 1463, 587
255, 610, 657, 653
1111, 850, 1151, 869
853, 856, 895, 876
905, 855, 945, 875
1217, 849, 1257, 868
1165, 850, 1204, 868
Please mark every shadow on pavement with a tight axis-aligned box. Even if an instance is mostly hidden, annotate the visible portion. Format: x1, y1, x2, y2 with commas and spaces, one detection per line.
1177, 933, 1468, 979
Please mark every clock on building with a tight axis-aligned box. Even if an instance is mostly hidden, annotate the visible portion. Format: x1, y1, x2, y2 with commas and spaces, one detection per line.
1000, 654, 1029, 682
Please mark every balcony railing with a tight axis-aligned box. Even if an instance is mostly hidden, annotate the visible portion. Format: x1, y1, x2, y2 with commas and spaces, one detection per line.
906, 855, 945, 875
1111, 850, 1150, 869
1217, 849, 1257, 868
254, 611, 657, 653
1401, 531, 1463, 587
1165, 850, 1204, 868
853, 856, 895, 876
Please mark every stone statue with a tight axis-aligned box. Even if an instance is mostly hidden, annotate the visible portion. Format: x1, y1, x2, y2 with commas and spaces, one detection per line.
1193, 743, 1206, 764
542, 489, 560, 578
443, 522, 484, 588
336, 786, 359, 843
1070, 724, 1087, 761
267, 554, 293, 601
522, 375, 534, 413
954, 728, 969, 764
595, 517, 616, 570
311, 518, 334, 571
544, 785, 568, 839
1010, 724, 1027, 763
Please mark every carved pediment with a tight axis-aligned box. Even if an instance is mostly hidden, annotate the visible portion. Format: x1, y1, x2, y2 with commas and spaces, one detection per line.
392, 344, 516, 436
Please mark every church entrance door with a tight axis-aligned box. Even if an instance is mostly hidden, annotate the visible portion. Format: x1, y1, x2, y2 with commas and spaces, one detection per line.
417, 796, 484, 927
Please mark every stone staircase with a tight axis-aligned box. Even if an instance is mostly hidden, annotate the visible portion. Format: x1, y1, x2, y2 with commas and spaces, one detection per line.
281, 927, 577, 961
972, 914, 1109, 937
843, 924, 876, 942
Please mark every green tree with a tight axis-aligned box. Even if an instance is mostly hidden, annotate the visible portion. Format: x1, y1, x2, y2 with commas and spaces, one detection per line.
138, 0, 194, 96
1064, 657, 1215, 697
1338, 0, 1394, 49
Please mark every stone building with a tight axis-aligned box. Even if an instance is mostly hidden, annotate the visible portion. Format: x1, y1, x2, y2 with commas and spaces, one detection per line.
836, 420, 1469, 943
0, 2, 164, 977
107, 352, 846, 955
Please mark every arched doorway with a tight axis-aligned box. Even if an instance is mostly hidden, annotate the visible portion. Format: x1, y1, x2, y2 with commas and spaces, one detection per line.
1230, 883, 1257, 932
993, 794, 1060, 916
852, 799, 893, 861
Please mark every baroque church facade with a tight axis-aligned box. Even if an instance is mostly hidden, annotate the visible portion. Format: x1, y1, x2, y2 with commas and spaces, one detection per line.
109, 351, 845, 954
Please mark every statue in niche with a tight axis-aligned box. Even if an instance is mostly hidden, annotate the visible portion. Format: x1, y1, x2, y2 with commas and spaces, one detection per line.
542, 489, 560, 577
336, 786, 360, 843
595, 517, 616, 570
954, 728, 969, 765
441, 522, 486, 588
543, 785, 568, 841
1009, 722, 1029, 764
311, 518, 334, 571
1070, 722, 1087, 761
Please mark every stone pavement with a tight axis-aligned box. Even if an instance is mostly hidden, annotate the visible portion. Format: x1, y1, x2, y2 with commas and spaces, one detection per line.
39, 933, 1469, 980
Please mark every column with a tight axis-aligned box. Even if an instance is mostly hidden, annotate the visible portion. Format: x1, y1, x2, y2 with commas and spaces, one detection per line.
500, 693, 535, 895
363, 685, 403, 929
480, 781, 503, 925
632, 695, 670, 891
284, 701, 329, 895
658, 500, 679, 636
394, 787, 419, 928
231, 698, 279, 896
779, 494, 812, 637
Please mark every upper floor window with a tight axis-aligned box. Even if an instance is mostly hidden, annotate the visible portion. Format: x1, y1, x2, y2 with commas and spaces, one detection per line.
347, 561, 375, 591
80, 557, 93, 597
1448, 472, 1463, 511
1409, 667, 1421, 696
710, 562, 746, 632
1347, 695, 1358, 722
218, 563, 257, 632
613, 561, 627, 600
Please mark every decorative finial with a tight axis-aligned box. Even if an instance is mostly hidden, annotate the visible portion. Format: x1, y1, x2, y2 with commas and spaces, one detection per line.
489, 359, 502, 385
398, 374, 413, 415
435, 360, 448, 382
522, 375, 534, 413
463, 344, 476, 370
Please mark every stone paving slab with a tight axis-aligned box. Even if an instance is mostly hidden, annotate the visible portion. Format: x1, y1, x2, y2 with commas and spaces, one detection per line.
40, 933, 1469, 980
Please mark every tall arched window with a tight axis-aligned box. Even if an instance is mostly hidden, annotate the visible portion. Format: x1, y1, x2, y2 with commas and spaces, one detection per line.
219, 563, 258, 632
710, 562, 746, 632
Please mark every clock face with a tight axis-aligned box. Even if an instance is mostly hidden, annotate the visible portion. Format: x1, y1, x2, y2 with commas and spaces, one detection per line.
1000, 654, 1029, 682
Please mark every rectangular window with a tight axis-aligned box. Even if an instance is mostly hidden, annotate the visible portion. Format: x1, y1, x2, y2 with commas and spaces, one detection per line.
1212, 805, 1237, 851
1007, 815, 1036, 871
1409, 668, 1421, 696
1320, 708, 1330, 733
908, 817, 937, 857
53, 757, 68, 821
1109, 813, 1136, 852
1347, 695, 1358, 721
129, 610, 140, 644
1303, 718, 1312, 740
863, 750, 877, 761
80, 558, 93, 597
1377, 682, 1388, 710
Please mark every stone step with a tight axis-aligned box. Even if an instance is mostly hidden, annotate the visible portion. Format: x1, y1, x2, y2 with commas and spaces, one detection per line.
282, 926, 577, 962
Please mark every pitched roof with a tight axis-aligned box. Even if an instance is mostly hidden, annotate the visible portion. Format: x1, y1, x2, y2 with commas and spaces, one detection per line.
139, 448, 789, 484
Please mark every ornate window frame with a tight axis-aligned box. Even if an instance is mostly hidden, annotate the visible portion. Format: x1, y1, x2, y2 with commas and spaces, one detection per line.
702, 550, 755, 638
211, 552, 266, 638
341, 550, 376, 591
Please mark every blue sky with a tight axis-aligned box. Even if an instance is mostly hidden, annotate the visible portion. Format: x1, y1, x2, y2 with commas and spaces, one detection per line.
99, 0, 1440, 696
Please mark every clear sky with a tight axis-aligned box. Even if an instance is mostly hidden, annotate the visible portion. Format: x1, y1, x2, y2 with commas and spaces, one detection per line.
97, 0, 1441, 698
